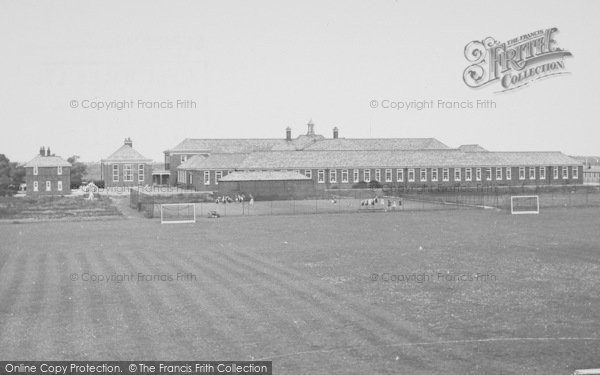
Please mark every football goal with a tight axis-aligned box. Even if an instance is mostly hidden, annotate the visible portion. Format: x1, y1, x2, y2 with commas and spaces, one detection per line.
510, 195, 539, 215
160, 203, 196, 224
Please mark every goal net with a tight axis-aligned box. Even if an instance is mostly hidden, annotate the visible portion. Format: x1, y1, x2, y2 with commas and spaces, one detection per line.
510, 195, 539, 215
160, 203, 196, 224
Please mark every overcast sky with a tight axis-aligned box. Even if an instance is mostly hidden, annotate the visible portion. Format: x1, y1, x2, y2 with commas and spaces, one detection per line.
1, 0, 598, 162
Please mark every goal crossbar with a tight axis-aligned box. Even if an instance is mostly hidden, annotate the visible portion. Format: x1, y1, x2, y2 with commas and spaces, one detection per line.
160, 203, 197, 224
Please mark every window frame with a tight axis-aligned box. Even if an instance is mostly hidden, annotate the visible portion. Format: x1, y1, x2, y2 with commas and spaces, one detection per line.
454, 168, 461, 182
442, 168, 449, 182
397, 168, 404, 182
203, 171, 210, 185
112, 164, 119, 182
431, 168, 438, 182
215, 170, 222, 185
318, 169, 325, 183
363, 169, 371, 182
329, 169, 337, 183
465, 168, 472, 182
408, 168, 415, 182
341, 169, 348, 183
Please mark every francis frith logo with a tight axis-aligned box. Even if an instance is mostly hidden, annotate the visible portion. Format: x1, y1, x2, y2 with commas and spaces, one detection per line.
463, 28, 572, 92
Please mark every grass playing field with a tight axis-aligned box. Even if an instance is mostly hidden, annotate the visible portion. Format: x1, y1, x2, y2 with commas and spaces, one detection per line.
0, 207, 599, 374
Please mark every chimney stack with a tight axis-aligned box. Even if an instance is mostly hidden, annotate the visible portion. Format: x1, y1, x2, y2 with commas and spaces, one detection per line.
285, 127, 292, 141
333, 127, 339, 139
40, 146, 45, 156
307, 119, 315, 136
124, 137, 133, 147
46, 147, 51, 156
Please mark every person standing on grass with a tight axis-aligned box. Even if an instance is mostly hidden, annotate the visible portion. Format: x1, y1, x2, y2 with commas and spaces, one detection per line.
249, 193, 254, 206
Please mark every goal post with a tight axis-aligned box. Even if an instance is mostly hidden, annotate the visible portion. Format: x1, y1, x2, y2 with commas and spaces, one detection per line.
510, 195, 539, 215
160, 203, 196, 224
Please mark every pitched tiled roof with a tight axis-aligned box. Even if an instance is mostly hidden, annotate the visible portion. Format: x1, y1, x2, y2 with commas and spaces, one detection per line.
23, 155, 71, 168
302, 138, 449, 151
458, 144, 488, 152
220, 171, 311, 182
237, 150, 581, 169
178, 153, 248, 170
165, 138, 299, 153
103, 144, 152, 162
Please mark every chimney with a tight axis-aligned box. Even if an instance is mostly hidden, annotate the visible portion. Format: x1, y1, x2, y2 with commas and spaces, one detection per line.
46, 147, 51, 156
285, 127, 292, 141
333, 127, 339, 139
124, 137, 133, 147
307, 119, 315, 136
40, 146, 45, 156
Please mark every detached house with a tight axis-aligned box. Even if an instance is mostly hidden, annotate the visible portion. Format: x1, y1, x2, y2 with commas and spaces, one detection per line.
23, 147, 71, 197
101, 138, 153, 187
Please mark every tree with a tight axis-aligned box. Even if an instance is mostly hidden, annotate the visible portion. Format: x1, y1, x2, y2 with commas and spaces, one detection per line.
67, 155, 87, 188
368, 180, 383, 189
0, 154, 25, 196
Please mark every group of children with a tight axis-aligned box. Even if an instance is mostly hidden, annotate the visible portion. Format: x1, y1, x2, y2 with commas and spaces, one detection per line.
359, 195, 402, 211
215, 193, 254, 205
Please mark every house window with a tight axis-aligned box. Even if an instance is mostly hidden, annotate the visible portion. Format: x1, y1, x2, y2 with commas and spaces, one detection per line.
33, 166, 38, 175
57, 181, 62, 191
529, 167, 535, 180
189, 173, 193, 185
397, 168, 404, 182
123, 164, 133, 182
33, 181, 38, 192
476, 168, 482, 181
465, 168, 472, 181
177, 170, 184, 183
318, 170, 325, 183
454, 168, 461, 181
342, 169, 348, 183
215, 171, 222, 184
572, 166, 578, 179
485, 168, 492, 181
57, 166, 62, 175
364, 169, 371, 182
46, 181, 51, 191
420, 168, 427, 182
562, 166, 568, 179
138, 164, 145, 182
180, 155, 187, 163
353, 169, 359, 183
442, 168, 449, 182
204, 171, 210, 185
330, 169, 337, 183
408, 169, 415, 182
385, 169, 392, 182
431, 168, 438, 182
305, 169, 312, 179
112, 165, 119, 182
375, 169, 381, 182
496, 167, 502, 180
540, 167, 546, 180
519, 167, 525, 180
553, 166, 559, 179
506, 167, 512, 180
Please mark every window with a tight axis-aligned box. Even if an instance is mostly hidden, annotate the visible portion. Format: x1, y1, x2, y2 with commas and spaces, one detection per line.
432, 168, 438, 182
342, 169, 348, 183
57, 181, 62, 191
454, 168, 461, 181
375, 169, 381, 182
203, 171, 210, 185
123, 164, 133, 181
364, 169, 371, 182
33, 181, 38, 192
57, 166, 62, 175
442, 168, 449, 182
529, 167, 535, 180
329, 169, 337, 183
397, 168, 404, 182
476, 168, 482, 181
112, 165, 119, 182
506, 167, 512, 180
385, 169, 392, 182
138, 164, 144, 182
540, 167, 546, 180
553, 166, 559, 179
465, 168, 472, 181
318, 170, 325, 183
572, 166, 578, 179
353, 169, 359, 183
189, 173, 193, 185
46, 181, 51, 191
215, 171, 222, 185
305, 169, 312, 179
519, 167, 525, 180
495, 167, 502, 180
180, 155, 187, 163
562, 166, 568, 179
408, 168, 415, 182
420, 168, 427, 182
33, 166, 38, 175
485, 168, 492, 181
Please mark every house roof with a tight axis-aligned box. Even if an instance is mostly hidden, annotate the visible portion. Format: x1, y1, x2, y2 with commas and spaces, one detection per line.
23, 155, 71, 168
102, 144, 152, 162
178, 153, 248, 170
237, 150, 582, 170
219, 171, 311, 182
302, 138, 449, 151
458, 144, 488, 152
